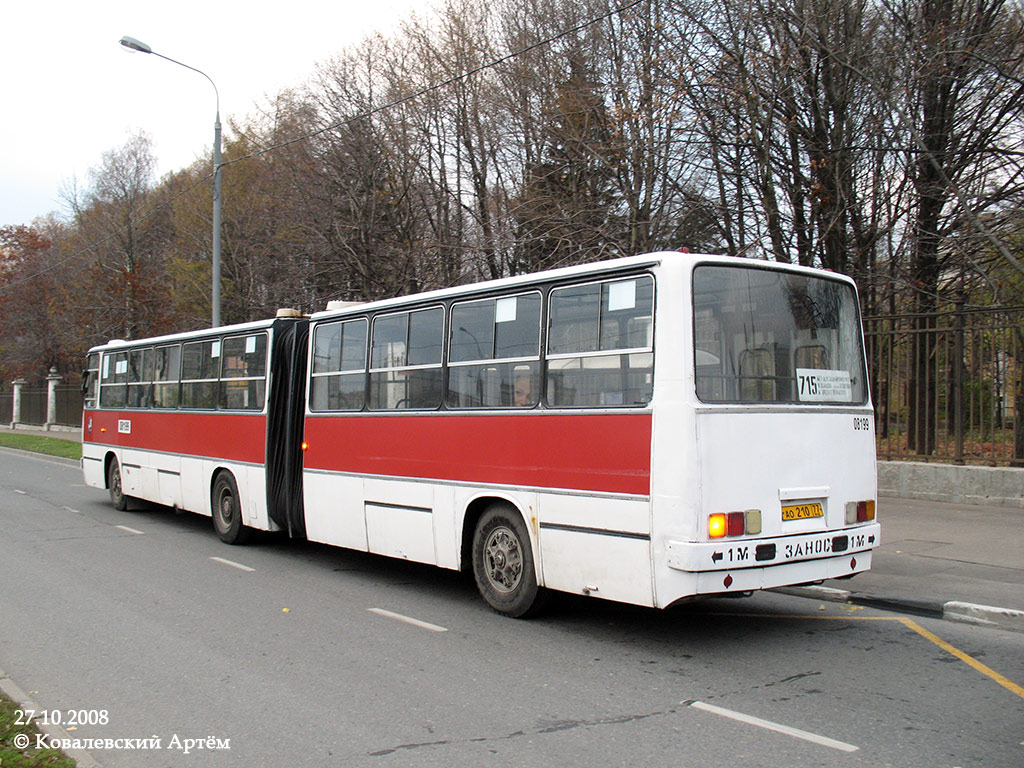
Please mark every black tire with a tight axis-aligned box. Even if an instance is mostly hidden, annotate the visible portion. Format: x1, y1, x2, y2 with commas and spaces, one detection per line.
212, 472, 249, 545
107, 456, 129, 511
472, 505, 547, 618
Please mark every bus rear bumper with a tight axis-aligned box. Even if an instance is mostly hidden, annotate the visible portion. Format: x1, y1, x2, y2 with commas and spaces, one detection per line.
663, 523, 880, 596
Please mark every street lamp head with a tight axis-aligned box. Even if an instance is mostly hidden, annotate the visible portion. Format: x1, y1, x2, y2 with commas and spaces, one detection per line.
119, 36, 152, 54
116, 32, 222, 327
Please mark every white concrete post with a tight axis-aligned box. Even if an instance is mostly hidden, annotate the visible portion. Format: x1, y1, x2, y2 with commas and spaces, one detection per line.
46, 367, 62, 430
11, 378, 27, 428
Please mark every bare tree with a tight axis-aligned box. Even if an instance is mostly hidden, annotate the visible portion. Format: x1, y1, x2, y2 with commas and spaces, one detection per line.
62, 132, 173, 340
891, 0, 1024, 453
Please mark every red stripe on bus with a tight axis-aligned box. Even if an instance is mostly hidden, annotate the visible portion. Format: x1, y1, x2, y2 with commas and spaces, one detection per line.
303, 413, 652, 496
83, 410, 267, 465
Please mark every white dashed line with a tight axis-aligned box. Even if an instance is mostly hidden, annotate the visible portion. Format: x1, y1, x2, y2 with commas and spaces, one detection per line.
116, 525, 144, 534
686, 700, 858, 752
209, 556, 256, 572
367, 608, 448, 633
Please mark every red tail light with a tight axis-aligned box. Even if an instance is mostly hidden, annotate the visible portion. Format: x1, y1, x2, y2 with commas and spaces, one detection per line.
846, 499, 876, 524
709, 509, 762, 539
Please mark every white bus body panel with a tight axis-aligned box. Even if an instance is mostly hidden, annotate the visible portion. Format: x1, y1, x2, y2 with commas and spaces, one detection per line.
301, 468, 660, 607
82, 443, 272, 530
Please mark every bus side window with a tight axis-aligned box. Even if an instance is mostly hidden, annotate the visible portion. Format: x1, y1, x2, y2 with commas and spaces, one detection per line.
83, 353, 100, 407
310, 319, 367, 411
100, 351, 128, 408
369, 308, 443, 410
181, 339, 219, 410
220, 334, 268, 411
152, 344, 181, 409
127, 347, 154, 409
447, 293, 541, 409
546, 276, 654, 407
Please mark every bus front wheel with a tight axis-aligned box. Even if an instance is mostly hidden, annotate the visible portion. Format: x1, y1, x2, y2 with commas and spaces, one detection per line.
107, 456, 130, 511
472, 505, 547, 618
212, 472, 249, 545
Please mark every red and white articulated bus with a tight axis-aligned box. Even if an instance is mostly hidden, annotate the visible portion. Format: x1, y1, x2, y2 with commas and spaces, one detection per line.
83, 252, 879, 616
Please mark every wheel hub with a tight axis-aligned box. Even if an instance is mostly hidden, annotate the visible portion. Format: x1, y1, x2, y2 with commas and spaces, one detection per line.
218, 492, 234, 526
484, 526, 523, 593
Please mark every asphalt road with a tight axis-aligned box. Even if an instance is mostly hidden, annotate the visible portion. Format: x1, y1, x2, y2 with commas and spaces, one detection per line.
1, 448, 1022, 767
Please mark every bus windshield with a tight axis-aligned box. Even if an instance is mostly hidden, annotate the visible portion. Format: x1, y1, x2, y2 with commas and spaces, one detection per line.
693, 264, 867, 405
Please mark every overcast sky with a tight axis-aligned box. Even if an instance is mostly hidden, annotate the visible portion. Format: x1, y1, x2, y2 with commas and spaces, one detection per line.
1, 0, 425, 228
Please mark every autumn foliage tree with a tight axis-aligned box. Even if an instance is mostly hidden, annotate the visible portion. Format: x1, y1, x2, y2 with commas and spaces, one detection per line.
0, 0, 1020, 441
0, 224, 65, 381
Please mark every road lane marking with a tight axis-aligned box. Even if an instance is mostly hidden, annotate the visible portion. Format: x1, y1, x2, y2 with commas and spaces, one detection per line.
116, 525, 144, 534
210, 556, 255, 572
898, 617, 1024, 700
686, 700, 858, 752
13, 489, 26, 495
704, 611, 1024, 701
367, 608, 448, 633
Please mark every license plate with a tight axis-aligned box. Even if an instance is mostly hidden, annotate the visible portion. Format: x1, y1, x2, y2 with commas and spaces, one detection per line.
782, 502, 824, 521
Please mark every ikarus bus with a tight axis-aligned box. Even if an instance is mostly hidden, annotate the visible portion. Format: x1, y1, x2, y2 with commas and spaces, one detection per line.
82, 252, 878, 616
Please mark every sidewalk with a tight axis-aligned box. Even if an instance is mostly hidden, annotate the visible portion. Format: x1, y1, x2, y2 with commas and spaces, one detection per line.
4, 426, 1022, 629
782, 495, 1024, 631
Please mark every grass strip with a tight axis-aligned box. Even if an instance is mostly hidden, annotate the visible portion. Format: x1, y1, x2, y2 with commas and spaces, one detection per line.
0, 433, 81, 461
0, 691, 77, 767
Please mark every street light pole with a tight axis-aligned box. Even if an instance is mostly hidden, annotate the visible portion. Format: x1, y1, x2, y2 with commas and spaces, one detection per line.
212, 107, 222, 329
119, 35, 222, 328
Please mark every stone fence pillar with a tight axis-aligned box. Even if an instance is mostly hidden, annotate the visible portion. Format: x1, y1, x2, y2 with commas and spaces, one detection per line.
45, 367, 62, 430
11, 378, 26, 428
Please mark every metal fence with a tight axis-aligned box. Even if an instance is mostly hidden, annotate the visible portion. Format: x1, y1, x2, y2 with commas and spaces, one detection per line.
3, 308, 1023, 468
55, 385, 83, 427
0, 381, 82, 429
865, 304, 1024, 467
20, 387, 46, 425
0, 391, 11, 425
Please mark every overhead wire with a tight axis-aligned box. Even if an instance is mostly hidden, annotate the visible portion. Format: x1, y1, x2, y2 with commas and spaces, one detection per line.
224, 0, 648, 168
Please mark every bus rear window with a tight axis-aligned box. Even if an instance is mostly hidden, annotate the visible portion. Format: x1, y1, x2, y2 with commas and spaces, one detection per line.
693, 265, 867, 405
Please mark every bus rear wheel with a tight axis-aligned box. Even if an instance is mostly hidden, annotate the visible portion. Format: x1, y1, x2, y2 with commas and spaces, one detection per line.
212, 472, 249, 545
472, 505, 547, 618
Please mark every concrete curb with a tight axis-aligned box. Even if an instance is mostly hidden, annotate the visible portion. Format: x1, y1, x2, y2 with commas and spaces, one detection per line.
0, 666, 103, 768
776, 586, 1024, 633
942, 601, 1024, 631
0, 445, 80, 467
